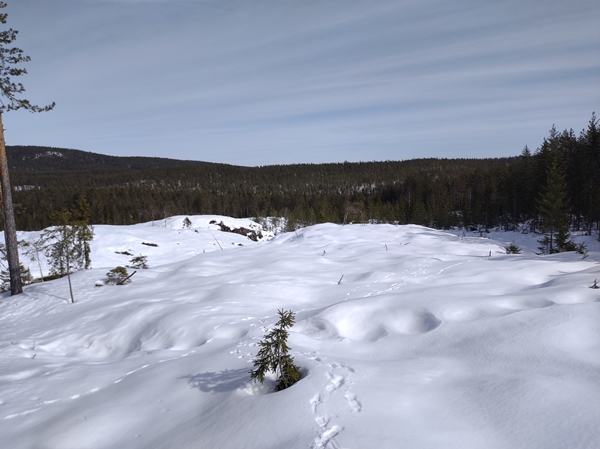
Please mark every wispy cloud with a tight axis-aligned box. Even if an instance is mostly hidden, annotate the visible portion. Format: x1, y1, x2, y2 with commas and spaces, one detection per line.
4, 0, 599, 165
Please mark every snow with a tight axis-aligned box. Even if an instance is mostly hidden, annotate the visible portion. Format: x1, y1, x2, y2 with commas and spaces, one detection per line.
1, 217, 599, 449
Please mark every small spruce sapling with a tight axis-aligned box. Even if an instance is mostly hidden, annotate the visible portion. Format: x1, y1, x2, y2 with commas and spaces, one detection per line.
250, 309, 302, 391
1, 263, 31, 292
504, 241, 521, 254
182, 217, 192, 229
0, 242, 32, 291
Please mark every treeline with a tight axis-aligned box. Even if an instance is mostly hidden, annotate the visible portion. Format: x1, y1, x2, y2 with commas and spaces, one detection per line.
5, 112, 599, 233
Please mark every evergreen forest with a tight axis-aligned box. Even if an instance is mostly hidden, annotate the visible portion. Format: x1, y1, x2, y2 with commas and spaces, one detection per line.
5, 113, 599, 236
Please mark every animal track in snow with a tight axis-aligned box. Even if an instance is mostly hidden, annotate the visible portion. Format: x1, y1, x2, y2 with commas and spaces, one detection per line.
3, 351, 195, 421
302, 351, 323, 362
344, 391, 361, 412
325, 373, 345, 392
314, 414, 344, 449
3, 384, 103, 420
229, 334, 258, 359
309, 361, 360, 448
315, 414, 329, 427
314, 423, 344, 449
310, 393, 321, 414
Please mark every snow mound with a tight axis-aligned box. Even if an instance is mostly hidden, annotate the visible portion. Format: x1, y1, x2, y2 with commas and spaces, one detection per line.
299, 297, 442, 342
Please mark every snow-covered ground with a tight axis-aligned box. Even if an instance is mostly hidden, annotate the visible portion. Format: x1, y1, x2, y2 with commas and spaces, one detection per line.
1, 216, 599, 449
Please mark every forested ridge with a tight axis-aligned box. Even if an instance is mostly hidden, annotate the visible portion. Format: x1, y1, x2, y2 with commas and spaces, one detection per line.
5, 113, 599, 234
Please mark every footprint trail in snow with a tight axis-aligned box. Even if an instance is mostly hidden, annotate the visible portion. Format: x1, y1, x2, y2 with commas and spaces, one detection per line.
310, 360, 361, 449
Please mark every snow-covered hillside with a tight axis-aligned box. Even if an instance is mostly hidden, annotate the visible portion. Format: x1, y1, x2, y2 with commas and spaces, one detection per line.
1, 217, 599, 449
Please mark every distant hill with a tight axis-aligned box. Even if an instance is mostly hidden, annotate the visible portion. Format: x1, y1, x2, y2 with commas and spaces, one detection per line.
4, 144, 526, 233
6, 145, 221, 173
4, 123, 593, 237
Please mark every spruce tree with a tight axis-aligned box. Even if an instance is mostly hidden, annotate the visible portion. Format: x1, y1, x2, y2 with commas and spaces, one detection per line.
0, 262, 31, 292
0, 1, 54, 295
250, 309, 302, 391
504, 241, 522, 254
581, 112, 599, 233
73, 198, 94, 269
537, 157, 571, 254
514, 146, 535, 224
0, 241, 31, 291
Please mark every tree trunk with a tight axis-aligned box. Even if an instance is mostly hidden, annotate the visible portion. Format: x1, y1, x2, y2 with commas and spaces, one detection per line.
0, 112, 23, 295
116, 270, 136, 285
66, 251, 74, 303
67, 271, 74, 303
36, 257, 44, 282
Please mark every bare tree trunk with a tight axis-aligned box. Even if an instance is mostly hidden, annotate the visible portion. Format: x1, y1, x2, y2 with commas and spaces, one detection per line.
36, 256, 44, 282
66, 251, 74, 303
0, 112, 23, 295
66, 272, 74, 303
116, 270, 136, 285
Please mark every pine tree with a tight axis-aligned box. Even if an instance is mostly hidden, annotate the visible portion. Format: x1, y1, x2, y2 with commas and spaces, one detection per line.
250, 309, 302, 391
0, 1, 54, 295
537, 157, 572, 254
42, 209, 93, 303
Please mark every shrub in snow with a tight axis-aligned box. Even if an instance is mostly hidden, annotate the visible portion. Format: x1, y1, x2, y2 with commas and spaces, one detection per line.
106, 266, 133, 285
183, 217, 192, 229
250, 309, 302, 392
129, 255, 149, 269
504, 242, 521, 254
575, 242, 588, 258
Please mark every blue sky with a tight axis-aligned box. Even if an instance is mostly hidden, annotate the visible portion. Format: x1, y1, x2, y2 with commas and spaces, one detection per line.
3, 0, 599, 166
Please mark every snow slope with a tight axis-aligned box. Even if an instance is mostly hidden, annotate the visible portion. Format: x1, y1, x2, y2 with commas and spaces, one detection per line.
1, 218, 599, 449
